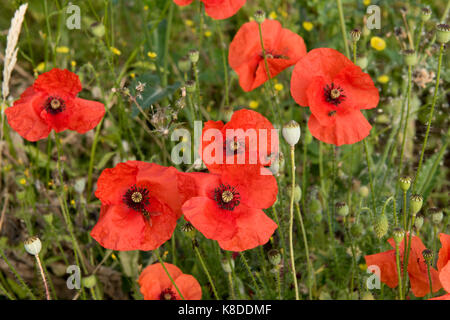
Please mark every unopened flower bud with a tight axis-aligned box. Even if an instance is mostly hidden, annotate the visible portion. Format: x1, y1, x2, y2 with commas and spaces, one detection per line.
351, 223, 364, 238
415, 214, 424, 230
359, 186, 369, 198
282, 120, 301, 147
393, 227, 405, 244
268, 249, 281, 266
350, 28, 361, 42
254, 10, 266, 24
221, 258, 235, 273
436, 24, 450, 44
310, 198, 322, 214
399, 176, 411, 191
403, 49, 417, 66
294, 185, 302, 203
421, 7, 431, 22
410, 194, 423, 215
429, 207, 443, 225
90, 22, 105, 38
335, 202, 349, 217
178, 56, 191, 73
374, 214, 389, 239
82, 275, 97, 289
24, 236, 42, 255
356, 56, 368, 69
188, 50, 199, 63
422, 249, 433, 264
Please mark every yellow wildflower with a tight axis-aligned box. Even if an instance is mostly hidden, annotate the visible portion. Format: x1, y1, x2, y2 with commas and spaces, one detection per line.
110, 47, 121, 55
36, 62, 46, 73
274, 83, 284, 91
71, 60, 77, 68
377, 75, 389, 84
147, 51, 157, 59
19, 178, 26, 185
269, 11, 277, 19
185, 19, 194, 27
204, 30, 212, 37
303, 21, 313, 32
370, 36, 386, 51
56, 46, 69, 54
363, 0, 371, 6
249, 100, 259, 109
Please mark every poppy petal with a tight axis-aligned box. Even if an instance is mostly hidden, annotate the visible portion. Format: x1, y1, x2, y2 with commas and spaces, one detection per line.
173, 274, 202, 300
33, 68, 82, 99
439, 261, 450, 294
364, 250, 398, 288
173, 0, 193, 5
67, 98, 105, 134
217, 207, 277, 251
204, 0, 246, 20
437, 233, 450, 271
139, 263, 183, 299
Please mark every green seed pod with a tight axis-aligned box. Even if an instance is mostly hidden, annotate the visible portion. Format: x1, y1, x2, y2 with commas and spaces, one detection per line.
178, 56, 191, 73
393, 227, 405, 245
185, 80, 196, 94
422, 249, 433, 264
188, 49, 200, 63
310, 198, 322, 214
221, 258, 235, 273
436, 24, 450, 44
410, 194, 423, 215
24, 236, 42, 255
403, 49, 417, 66
429, 207, 443, 225
361, 292, 375, 300
398, 176, 412, 192
222, 106, 234, 122
181, 222, 196, 238
350, 28, 361, 42
254, 10, 266, 24
414, 214, 424, 230
268, 249, 281, 266
350, 223, 364, 238
82, 275, 97, 289
335, 202, 349, 217
359, 186, 369, 198
282, 120, 301, 147
90, 22, 105, 38
421, 7, 431, 22
374, 214, 389, 239
293, 185, 302, 203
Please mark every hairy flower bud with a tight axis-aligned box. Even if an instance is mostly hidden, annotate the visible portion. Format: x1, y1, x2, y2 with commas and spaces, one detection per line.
374, 214, 389, 239
178, 56, 191, 73
268, 249, 281, 266
294, 185, 302, 203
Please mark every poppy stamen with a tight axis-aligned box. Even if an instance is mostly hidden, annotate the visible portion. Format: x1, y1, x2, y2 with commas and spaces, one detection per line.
44, 96, 66, 114
214, 184, 241, 211
123, 185, 150, 214
324, 83, 346, 106
159, 288, 177, 300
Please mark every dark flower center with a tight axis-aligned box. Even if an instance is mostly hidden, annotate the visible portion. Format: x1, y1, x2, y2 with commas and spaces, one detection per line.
214, 184, 241, 211
324, 83, 346, 107
159, 288, 177, 300
224, 137, 244, 156
44, 96, 66, 114
123, 185, 150, 213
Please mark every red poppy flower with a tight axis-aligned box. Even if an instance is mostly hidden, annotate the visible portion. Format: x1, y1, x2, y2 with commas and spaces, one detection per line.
364, 234, 441, 297
229, 19, 307, 92
290, 48, 379, 146
178, 165, 278, 251
139, 263, 202, 300
5, 68, 105, 142
431, 233, 450, 300
200, 109, 278, 174
173, 0, 246, 20
91, 161, 183, 251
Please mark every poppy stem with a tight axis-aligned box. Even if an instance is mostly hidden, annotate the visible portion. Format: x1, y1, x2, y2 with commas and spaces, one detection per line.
162, 0, 174, 90
239, 252, 262, 299
395, 244, 403, 300
336, 0, 350, 58
155, 250, 185, 300
402, 214, 416, 298
426, 261, 433, 299
35, 254, 51, 300
194, 246, 220, 300
413, 44, 444, 192
398, 65, 412, 176
363, 139, 376, 222
215, 20, 230, 107
414, 20, 424, 53
288, 146, 300, 300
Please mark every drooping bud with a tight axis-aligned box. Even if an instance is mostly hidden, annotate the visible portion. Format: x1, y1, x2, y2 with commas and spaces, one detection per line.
393, 227, 405, 244
350, 28, 361, 42
293, 185, 302, 203
268, 249, 281, 266
429, 207, 443, 225
221, 257, 235, 273
421, 7, 431, 22
398, 176, 412, 191
374, 214, 389, 239
403, 49, 417, 66
24, 236, 42, 255
436, 24, 450, 44
410, 194, 423, 215
335, 202, 349, 217
178, 56, 191, 73
254, 10, 266, 24
188, 49, 200, 63
422, 249, 433, 264
282, 120, 301, 147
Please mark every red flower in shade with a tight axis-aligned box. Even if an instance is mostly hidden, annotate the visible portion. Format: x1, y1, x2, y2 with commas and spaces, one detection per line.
91, 161, 183, 251
178, 166, 278, 251
364, 234, 442, 297
290, 48, 379, 146
5, 68, 105, 142
200, 109, 279, 174
173, 0, 245, 20
139, 263, 202, 300
229, 19, 307, 92
431, 233, 450, 300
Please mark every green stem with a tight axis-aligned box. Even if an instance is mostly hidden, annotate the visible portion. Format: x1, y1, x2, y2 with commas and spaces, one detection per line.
398, 65, 412, 175
414, 20, 424, 53
194, 246, 220, 300
289, 146, 300, 300
240, 252, 262, 299
155, 250, 185, 300
86, 118, 104, 202
413, 44, 444, 191
336, 0, 350, 58
426, 262, 433, 299
395, 244, 403, 300
363, 139, 376, 221
215, 21, 229, 107
162, 1, 174, 88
